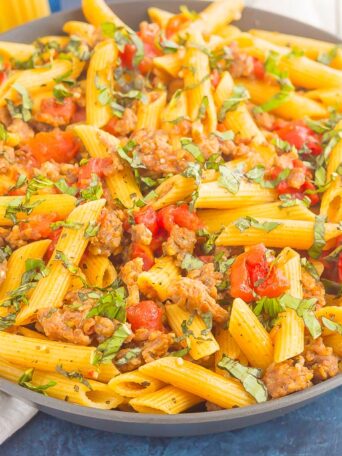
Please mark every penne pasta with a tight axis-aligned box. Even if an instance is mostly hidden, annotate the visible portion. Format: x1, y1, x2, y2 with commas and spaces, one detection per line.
129, 385, 203, 414
216, 219, 341, 249
15, 199, 106, 325
198, 202, 315, 232
139, 357, 255, 408
85, 39, 118, 128
80, 254, 117, 288
108, 371, 164, 398
135, 91, 167, 131
73, 124, 142, 207
165, 304, 219, 360
138, 256, 180, 302
229, 298, 274, 369
0, 332, 118, 382
0, 194, 76, 226
195, 181, 277, 209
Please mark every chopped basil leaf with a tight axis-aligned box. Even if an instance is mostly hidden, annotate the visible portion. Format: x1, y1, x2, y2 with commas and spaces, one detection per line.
92, 323, 131, 365
214, 251, 235, 273
50, 220, 83, 231
169, 347, 190, 357
322, 317, 342, 335
271, 136, 292, 152
65, 36, 90, 61
53, 83, 73, 102
55, 250, 79, 274
26, 175, 54, 201
254, 296, 285, 318
197, 227, 219, 254
280, 294, 321, 339
182, 162, 202, 185
234, 216, 281, 233
0, 313, 16, 330
180, 137, 205, 163
218, 165, 242, 194
87, 287, 126, 322
200, 311, 213, 336
79, 174, 103, 202
301, 258, 320, 281
0, 122, 8, 141
308, 215, 326, 259
8, 174, 27, 192
246, 165, 291, 189
197, 96, 209, 120
218, 85, 249, 122
181, 253, 204, 271
8, 83, 33, 122
324, 245, 342, 262
55, 365, 92, 389
0, 245, 12, 263
4, 197, 43, 224
317, 45, 340, 65
115, 348, 142, 366
54, 178, 78, 196
18, 368, 56, 394
84, 221, 100, 239
279, 193, 311, 208
212, 130, 235, 141
218, 356, 268, 403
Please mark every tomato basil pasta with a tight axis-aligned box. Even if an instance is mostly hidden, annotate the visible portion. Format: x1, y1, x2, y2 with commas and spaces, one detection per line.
0, 0, 341, 414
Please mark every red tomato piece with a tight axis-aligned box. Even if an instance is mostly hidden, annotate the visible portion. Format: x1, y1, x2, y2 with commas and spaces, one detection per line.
276, 121, 322, 156
230, 244, 289, 302
165, 14, 190, 38
130, 242, 155, 271
253, 58, 265, 80
127, 300, 164, 332
210, 69, 221, 88
40, 97, 76, 124
157, 205, 176, 233
45, 227, 62, 261
27, 130, 80, 164
172, 204, 202, 231
78, 157, 112, 187
19, 213, 59, 241
134, 206, 159, 235
149, 230, 167, 255
72, 106, 86, 123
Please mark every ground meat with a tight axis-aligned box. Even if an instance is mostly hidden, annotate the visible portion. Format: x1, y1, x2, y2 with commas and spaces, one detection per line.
114, 348, 144, 373
187, 262, 223, 300
131, 129, 190, 177
263, 356, 313, 399
131, 223, 152, 246
0, 259, 7, 287
89, 208, 123, 256
0, 107, 11, 126
37, 160, 78, 182
163, 225, 197, 266
170, 277, 228, 324
303, 337, 339, 382
252, 110, 276, 131
229, 45, 255, 79
28, 120, 54, 132
197, 135, 220, 159
301, 270, 326, 309
107, 108, 137, 137
120, 257, 143, 306
37, 288, 119, 345
8, 119, 34, 142
287, 168, 306, 189
141, 331, 175, 363
96, 130, 124, 172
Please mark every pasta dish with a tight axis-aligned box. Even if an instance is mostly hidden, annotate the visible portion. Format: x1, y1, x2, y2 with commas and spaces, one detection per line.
0, 0, 341, 414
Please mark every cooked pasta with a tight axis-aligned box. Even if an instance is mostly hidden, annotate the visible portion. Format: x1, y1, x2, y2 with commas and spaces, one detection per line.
0, 0, 340, 414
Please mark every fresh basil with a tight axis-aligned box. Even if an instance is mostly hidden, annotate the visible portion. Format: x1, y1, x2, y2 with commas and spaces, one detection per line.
235, 216, 281, 233
280, 294, 321, 339
54, 178, 78, 196
115, 348, 142, 366
55, 250, 79, 274
84, 221, 100, 239
308, 215, 326, 259
218, 85, 249, 122
181, 253, 204, 271
218, 165, 242, 194
218, 356, 268, 403
301, 258, 320, 281
321, 317, 342, 335
180, 137, 205, 163
55, 365, 92, 389
18, 368, 56, 394
92, 323, 131, 365
50, 221, 83, 231
87, 287, 126, 322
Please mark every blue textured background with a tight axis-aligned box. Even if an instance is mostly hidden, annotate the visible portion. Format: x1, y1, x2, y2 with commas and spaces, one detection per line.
2, 388, 341, 455
2, 2, 341, 455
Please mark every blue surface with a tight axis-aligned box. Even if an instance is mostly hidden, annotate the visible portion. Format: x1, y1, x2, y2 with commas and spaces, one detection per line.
2, 387, 341, 455
1, 1, 341, 454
